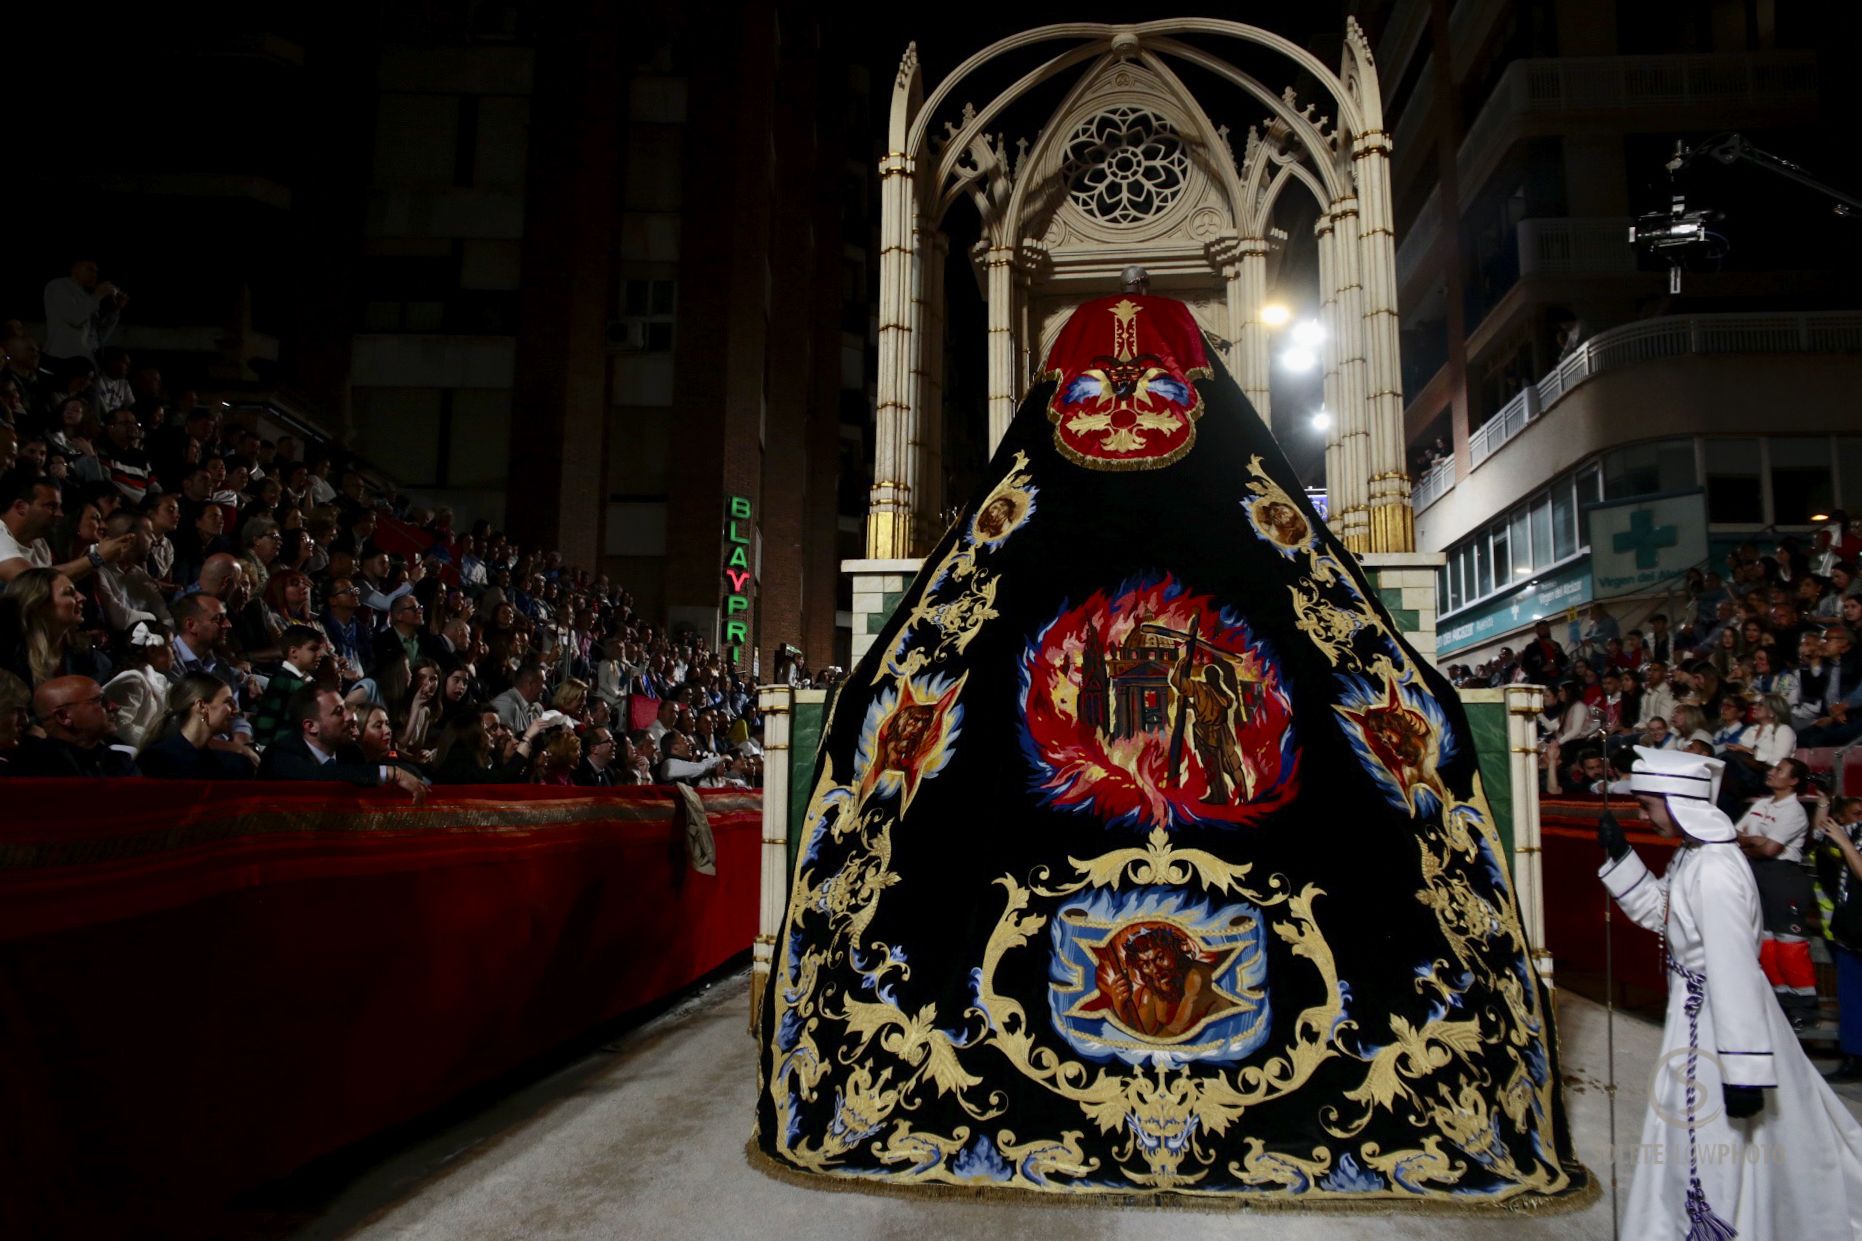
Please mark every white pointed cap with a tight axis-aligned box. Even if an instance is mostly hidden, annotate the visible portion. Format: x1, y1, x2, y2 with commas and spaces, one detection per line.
1629, 745, 1724, 803
1629, 746, 1734, 842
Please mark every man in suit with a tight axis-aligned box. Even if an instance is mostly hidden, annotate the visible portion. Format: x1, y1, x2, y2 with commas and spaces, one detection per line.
574, 726, 617, 786
258, 685, 425, 800
371, 593, 425, 675
493, 663, 546, 735
11, 675, 140, 777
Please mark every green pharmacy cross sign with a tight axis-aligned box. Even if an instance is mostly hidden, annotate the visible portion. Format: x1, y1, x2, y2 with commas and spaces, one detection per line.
723, 496, 753, 664
1612, 509, 1679, 569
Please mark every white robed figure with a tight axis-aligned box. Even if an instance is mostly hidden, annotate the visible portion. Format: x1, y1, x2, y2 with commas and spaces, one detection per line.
1598, 746, 1862, 1238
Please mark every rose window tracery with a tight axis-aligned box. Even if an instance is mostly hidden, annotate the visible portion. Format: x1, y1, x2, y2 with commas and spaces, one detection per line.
1063, 107, 1189, 225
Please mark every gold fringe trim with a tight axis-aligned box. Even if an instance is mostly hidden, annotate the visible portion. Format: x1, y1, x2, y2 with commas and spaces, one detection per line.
744, 1140, 1598, 1217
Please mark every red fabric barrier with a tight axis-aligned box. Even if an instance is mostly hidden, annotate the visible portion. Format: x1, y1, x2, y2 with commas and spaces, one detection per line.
1540, 797, 1678, 1016
0, 780, 760, 1237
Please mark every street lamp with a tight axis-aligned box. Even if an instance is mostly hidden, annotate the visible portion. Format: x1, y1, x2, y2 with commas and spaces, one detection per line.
1260, 302, 1291, 327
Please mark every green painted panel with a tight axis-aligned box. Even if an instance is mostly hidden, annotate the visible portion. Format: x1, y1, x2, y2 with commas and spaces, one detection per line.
1462, 697, 1515, 861
1376, 586, 1420, 634
787, 698, 827, 881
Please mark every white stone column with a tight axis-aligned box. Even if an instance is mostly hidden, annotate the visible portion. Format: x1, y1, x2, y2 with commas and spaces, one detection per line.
913, 223, 946, 550
1236, 237, 1271, 417
751, 684, 794, 1034
985, 244, 1018, 452
1354, 129, 1414, 552
1331, 197, 1372, 553
867, 151, 919, 559
1504, 683, 1553, 991
1314, 211, 1350, 542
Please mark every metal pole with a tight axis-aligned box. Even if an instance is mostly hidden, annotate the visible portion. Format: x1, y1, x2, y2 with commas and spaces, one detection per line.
1597, 723, 1621, 1241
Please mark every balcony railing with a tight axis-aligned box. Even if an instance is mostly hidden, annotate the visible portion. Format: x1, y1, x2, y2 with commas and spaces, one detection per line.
1458, 51, 1819, 198
1463, 311, 1862, 470
1412, 455, 1457, 513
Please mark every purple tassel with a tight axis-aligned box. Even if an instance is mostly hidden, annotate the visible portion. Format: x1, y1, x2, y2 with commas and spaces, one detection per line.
1684, 1180, 1737, 1240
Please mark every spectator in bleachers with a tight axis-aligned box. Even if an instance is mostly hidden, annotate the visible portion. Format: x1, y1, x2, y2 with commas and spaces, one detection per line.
139, 672, 254, 780
493, 663, 546, 736
95, 406, 154, 505
1813, 792, 1862, 1081
249, 625, 332, 747
42, 259, 127, 367
9, 674, 136, 777
257, 685, 425, 800
356, 703, 425, 779
1638, 714, 1678, 750
1711, 694, 1753, 755
0, 469, 135, 586
1669, 703, 1714, 751
655, 730, 732, 785
393, 660, 441, 763
101, 621, 175, 752
531, 728, 581, 786
93, 509, 167, 633
0, 567, 99, 686
1637, 661, 1676, 729
261, 568, 315, 638
574, 726, 617, 786
433, 707, 529, 784
373, 591, 426, 677
1749, 645, 1800, 712
1735, 757, 1815, 1029
237, 517, 281, 598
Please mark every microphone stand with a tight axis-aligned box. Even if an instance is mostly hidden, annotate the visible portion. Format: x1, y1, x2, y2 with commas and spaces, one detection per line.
1596, 722, 1621, 1241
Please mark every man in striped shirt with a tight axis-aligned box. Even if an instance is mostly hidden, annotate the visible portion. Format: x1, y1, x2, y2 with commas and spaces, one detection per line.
95, 406, 155, 504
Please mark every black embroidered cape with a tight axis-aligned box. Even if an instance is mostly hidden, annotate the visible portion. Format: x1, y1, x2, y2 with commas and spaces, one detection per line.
756, 294, 1583, 1206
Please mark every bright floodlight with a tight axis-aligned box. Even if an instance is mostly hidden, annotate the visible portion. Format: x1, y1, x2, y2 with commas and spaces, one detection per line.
1291, 319, 1326, 348
1260, 302, 1292, 327
1280, 347, 1316, 373
1310, 409, 1333, 431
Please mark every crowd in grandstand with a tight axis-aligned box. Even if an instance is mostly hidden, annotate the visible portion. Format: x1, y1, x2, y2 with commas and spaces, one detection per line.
0, 260, 839, 792
1444, 534, 1862, 798
1446, 535, 1862, 1042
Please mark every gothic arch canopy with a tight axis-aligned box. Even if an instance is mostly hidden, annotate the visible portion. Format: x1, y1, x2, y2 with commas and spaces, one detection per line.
865, 19, 1412, 563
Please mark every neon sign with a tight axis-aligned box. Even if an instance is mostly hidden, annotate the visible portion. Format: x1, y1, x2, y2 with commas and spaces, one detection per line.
723, 495, 753, 664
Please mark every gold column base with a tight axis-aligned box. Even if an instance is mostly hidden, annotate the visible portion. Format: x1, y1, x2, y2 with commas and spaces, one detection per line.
864, 509, 913, 559
1365, 499, 1416, 554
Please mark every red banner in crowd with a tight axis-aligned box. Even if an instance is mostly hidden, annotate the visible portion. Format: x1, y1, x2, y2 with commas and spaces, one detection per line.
630, 695, 663, 731
0, 780, 760, 1237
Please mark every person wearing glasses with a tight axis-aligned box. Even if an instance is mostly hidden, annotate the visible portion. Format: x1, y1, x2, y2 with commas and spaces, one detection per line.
10, 675, 140, 776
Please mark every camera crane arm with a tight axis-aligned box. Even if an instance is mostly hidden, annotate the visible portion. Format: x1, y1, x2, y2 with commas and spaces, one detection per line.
1667, 133, 1862, 217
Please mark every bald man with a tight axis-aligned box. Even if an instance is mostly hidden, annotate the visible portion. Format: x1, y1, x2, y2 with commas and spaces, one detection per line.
188, 552, 244, 601
11, 676, 140, 777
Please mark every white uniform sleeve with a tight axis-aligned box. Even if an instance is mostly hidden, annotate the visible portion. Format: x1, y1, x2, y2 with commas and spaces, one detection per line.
1598, 850, 1669, 935
1694, 852, 1777, 1087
